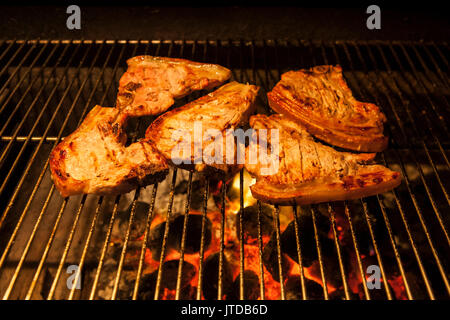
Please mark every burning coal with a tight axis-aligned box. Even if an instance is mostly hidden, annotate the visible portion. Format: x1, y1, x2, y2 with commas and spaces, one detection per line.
95, 169, 408, 300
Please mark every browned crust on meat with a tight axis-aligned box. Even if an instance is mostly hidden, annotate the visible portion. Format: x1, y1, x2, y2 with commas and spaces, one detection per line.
50, 144, 168, 198
146, 82, 259, 175
250, 168, 401, 205
117, 55, 231, 117
267, 65, 388, 152
244, 114, 401, 205
49, 105, 169, 197
50, 143, 169, 197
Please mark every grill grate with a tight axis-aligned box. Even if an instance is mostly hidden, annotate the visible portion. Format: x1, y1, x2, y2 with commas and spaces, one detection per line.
0, 39, 449, 300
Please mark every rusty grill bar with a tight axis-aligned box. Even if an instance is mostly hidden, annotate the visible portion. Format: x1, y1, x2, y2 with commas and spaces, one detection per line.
0, 40, 449, 300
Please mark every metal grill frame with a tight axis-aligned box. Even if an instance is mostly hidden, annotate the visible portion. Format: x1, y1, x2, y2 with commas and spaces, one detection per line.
0, 39, 448, 300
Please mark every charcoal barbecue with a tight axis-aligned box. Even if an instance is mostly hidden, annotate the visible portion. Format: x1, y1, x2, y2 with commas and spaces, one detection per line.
0, 39, 449, 300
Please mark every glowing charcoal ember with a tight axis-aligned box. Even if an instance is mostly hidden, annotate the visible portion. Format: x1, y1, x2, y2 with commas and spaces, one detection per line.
235, 204, 274, 243
262, 232, 290, 283
201, 253, 233, 300
229, 270, 261, 300
285, 275, 324, 300
147, 213, 213, 260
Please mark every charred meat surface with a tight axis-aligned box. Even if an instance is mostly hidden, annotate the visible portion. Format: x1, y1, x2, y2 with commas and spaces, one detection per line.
146, 81, 259, 175
268, 65, 388, 152
117, 56, 231, 117
245, 114, 401, 205
49, 105, 169, 197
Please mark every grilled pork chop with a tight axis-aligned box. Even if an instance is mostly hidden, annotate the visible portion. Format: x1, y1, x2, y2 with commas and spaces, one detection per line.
50, 106, 169, 197
116, 56, 231, 117
267, 65, 388, 152
146, 81, 259, 175
245, 114, 401, 205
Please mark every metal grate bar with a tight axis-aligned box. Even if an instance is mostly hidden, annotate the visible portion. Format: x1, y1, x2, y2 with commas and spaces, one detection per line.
262, 40, 273, 94
0, 42, 51, 135
46, 194, 88, 299
1, 136, 57, 142
86, 41, 142, 299
310, 206, 329, 300
431, 42, 449, 71
360, 200, 393, 299
195, 42, 214, 301
0, 41, 105, 239
354, 42, 449, 295
0, 40, 17, 69
196, 179, 210, 300
329, 206, 351, 300
413, 43, 450, 89
68, 197, 104, 300
217, 180, 226, 300
152, 41, 181, 300
343, 202, 371, 300
215, 42, 226, 301
133, 183, 158, 300
341, 44, 396, 300
256, 202, 266, 299
273, 39, 282, 80
319, 42, 367, 300
235, 42, 247, 301
374, 43, 450, 172
175, 41, 200, 300
341, 42, 434, 298
395, 46, 450, 170
0, 41, 33, 114
18, 42, 107, 299
345, 43, 437, 298
281, 41, 309, 301
272, 205, 286, 300
309, 41, 353, 300
47, 41, 128, 299
0, 42, 86, 284
257, 41, 271, 301
0, 42, 85, 269
396, 43, 450, 135
326, 42, 393, 299
24, 42, 108, 298
24, 198, 68, 299
292, 206, 307, 300
383, 43, 450, 295
375, 193, 414, 299
130, 42, 161, 301
2, 185, 56, 299
89, 42, 160, 300
175, 171, 194, 300
385, 43, 450, 204
238, 170, 245, 300
0, 42, 78, 205
154, 169, 178, 300
110, 42, 149, 299
389, 177, 436, 299
89, 195, 121, 300
111, 189, 141, 299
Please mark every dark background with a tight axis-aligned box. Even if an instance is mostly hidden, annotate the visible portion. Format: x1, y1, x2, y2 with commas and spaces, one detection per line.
0, 3, 448, 40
